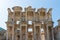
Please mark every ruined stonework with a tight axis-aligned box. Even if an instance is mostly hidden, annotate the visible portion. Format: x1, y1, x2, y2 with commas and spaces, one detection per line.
6, 6, 54, 40
54, 19, 60, 40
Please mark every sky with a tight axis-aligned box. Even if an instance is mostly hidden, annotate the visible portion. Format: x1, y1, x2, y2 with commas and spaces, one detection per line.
0, 0, 60, 30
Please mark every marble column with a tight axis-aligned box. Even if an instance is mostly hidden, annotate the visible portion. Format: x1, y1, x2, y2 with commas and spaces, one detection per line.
6, 30, 8, 40
52, 28, 54, 40
46, 25, 50, 40
34, 22, 36, 40
12, 25, 14, 40
26, 10, 27, 40
12, 11, 15, 40
33, 11, 36, 40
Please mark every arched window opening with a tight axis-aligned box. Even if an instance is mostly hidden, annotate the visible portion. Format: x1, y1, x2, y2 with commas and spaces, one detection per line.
28, 21, 32, 25
16, 21, 20, 24
28, 28, 33, 32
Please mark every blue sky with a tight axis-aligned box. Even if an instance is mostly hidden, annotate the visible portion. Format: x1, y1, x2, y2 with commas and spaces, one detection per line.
0, 0, 60, 30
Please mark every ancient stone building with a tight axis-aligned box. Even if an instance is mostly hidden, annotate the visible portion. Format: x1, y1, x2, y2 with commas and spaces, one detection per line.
54, 19, 60, 40
6, 6, 54, 40
0, 27, 6, 40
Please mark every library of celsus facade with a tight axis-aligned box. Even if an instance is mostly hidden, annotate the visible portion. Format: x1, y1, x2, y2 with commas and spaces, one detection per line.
6, 6, 54, 40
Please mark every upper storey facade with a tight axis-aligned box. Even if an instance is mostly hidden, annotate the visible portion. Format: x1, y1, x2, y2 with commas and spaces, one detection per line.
7, 6, 53, 26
